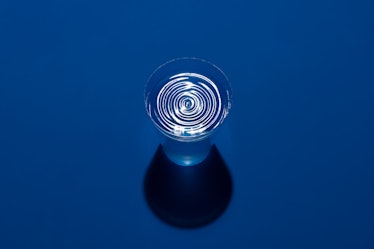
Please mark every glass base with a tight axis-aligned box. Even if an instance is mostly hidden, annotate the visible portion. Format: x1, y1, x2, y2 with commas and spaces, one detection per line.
162, 138, 211, 166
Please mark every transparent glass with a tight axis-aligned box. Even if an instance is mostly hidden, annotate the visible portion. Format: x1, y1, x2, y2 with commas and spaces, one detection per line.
145, 58, 232, 166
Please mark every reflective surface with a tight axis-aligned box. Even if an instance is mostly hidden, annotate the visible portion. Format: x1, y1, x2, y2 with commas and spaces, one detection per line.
145, 58, 231, 142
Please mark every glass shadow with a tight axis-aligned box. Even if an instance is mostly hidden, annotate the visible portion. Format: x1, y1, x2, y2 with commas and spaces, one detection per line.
143, 145, 232, 228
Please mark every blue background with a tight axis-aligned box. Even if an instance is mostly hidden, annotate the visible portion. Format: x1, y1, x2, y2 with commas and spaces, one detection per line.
1, 0, 373, 248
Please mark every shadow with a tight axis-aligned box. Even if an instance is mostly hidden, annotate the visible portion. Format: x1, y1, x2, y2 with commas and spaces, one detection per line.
143, 145, 233, 228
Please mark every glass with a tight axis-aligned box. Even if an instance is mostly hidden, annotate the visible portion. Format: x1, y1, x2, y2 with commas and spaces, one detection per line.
144, 58, 232, 166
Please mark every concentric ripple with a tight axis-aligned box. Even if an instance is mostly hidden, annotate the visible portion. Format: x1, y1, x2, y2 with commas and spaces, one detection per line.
147, 72, 229, 141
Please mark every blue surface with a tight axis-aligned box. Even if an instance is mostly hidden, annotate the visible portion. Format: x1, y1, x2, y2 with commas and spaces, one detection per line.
0, 0, 373, 248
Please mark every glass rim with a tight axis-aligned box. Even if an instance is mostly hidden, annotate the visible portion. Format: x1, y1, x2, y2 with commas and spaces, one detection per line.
144, 57, 232, 142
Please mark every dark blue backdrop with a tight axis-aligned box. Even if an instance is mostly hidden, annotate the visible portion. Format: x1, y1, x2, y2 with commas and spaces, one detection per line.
0, 0, 373, 248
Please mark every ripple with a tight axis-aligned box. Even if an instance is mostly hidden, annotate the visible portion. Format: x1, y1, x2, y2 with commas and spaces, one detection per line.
149, 72, 226, 141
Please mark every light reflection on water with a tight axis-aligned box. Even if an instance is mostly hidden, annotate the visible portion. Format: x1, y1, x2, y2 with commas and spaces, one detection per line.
145, 58, 231, 142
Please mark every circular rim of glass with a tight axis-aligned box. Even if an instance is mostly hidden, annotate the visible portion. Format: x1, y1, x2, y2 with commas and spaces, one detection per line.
144, 57, 232, 142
